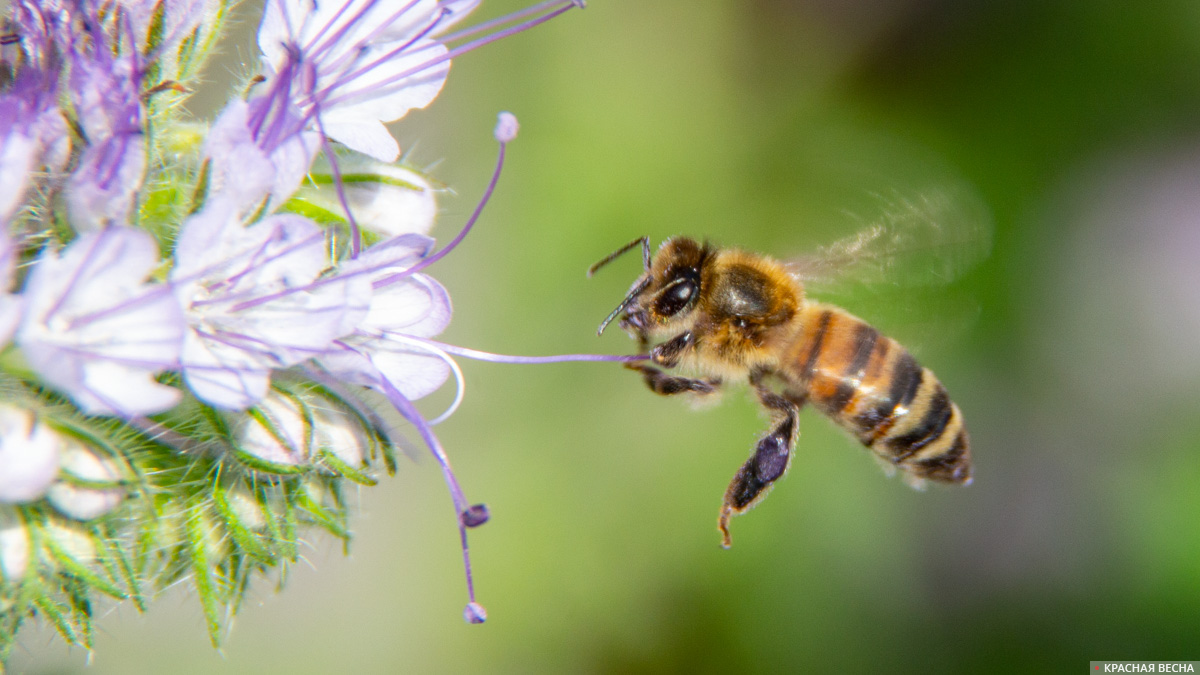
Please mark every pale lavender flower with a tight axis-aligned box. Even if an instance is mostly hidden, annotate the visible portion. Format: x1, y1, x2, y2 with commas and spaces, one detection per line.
0, 31, 68, 223
16, 227, 186, 416
205, 98, 320, 211
65, 35, 147, 230
0, 406, 63, 504
317, 235, 453, 401
257, 0, 466, 162
171, 198, 369, 410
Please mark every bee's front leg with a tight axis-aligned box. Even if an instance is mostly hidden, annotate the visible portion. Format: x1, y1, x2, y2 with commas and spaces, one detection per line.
718, 376, 806, 548
628, 330, 719, 396
649, 330, 695, 368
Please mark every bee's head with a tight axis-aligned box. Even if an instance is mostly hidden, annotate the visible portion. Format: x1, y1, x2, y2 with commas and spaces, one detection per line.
589, 237, 709, 342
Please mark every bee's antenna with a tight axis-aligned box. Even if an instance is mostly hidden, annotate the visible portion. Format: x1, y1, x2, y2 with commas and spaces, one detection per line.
587, 236, 650, 277
596, 275, 651, 336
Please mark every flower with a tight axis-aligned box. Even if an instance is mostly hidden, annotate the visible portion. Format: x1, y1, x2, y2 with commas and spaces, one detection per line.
316, 234, 453, 401
16, 227, 185, 416
257, 0, 469, 162
172, 199, 367, 409
64, 41, 147, 231
0, 0, 599, 656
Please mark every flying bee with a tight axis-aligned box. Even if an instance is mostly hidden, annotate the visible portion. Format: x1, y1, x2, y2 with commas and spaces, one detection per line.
589, 205, 982, 548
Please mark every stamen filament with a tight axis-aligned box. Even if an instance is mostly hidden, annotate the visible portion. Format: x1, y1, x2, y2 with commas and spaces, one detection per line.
416, 338, 650, 364
375, 372, 484, 623
385, 133, 506, 282
319, 1, 580, 111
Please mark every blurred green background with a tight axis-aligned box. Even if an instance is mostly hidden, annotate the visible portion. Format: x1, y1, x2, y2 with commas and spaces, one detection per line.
13, 0, 1200, 672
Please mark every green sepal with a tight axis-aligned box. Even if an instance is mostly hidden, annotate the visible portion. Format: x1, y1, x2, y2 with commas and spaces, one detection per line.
28, 577, 81, 649
212, 483, 276, 565
40, 525, 128, 602
317, 449, 377, 486
291, 482, 349, 542
185, 503, 222, 648
93, 524, 146, 612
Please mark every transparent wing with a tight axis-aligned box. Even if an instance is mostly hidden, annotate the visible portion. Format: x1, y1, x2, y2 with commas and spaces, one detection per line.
786, 185, 993, 293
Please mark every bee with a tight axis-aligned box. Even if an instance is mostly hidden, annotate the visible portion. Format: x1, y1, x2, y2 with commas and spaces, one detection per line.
589, 222, 976, 548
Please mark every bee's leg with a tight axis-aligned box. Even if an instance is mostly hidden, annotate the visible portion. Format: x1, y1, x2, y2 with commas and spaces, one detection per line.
718, 376, 806, 549
649, 331, 695, 368
626, 363, 721, 396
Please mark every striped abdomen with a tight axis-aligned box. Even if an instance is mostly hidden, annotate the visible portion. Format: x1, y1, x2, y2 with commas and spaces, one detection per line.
782, 303, 972, 486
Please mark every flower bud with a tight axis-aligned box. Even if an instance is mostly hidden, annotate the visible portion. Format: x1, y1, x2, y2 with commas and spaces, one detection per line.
47, 443, 124, 520
0, 405, 63, 504
0, 506, 30, 583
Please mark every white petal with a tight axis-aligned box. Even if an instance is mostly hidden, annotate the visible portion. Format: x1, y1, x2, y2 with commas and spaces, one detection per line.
322, 39, 449, 126
372, 347, 450, 401
0, 132, 36, 223
363, 274, 451, 337
17, 228, 185, 416
321, 118, 401, 163
0, 407, 62, 504
181, 331, 272, 410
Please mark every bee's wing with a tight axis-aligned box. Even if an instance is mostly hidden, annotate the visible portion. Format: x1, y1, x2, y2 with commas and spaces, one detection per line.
785, 187, 993, 356
785, 187, 993, 292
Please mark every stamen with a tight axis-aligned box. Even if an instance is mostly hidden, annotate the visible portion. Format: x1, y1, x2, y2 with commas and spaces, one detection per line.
413, 338, 650, 365
388, 112, 513, 281
375, 374, 485, 624
437, 0, 577, 44
385, 334, 466, 426
311, 105, 363, 257
318, 1, 582, 111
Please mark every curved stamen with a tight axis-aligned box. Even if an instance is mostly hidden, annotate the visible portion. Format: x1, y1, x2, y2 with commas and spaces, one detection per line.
374, 370, 485, 623
381, 118, 509, 284
385, 333, 466, 425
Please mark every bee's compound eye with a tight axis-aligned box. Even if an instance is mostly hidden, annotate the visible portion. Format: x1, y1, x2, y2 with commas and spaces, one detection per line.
656, 279, 697, 316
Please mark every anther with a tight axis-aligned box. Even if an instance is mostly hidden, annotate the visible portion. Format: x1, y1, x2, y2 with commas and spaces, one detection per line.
461, 503, 490, 528
494, 112, 519, 143
464, 601, 488, 624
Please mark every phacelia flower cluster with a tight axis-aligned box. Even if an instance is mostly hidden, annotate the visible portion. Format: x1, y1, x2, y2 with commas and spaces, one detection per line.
0, 0, 609, 660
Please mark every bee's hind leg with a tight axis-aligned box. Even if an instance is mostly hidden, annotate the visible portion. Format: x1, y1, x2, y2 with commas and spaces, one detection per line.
718, 373, 806, 549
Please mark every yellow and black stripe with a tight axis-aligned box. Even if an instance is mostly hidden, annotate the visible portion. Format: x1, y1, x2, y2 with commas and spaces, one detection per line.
784, 304, 972, 485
